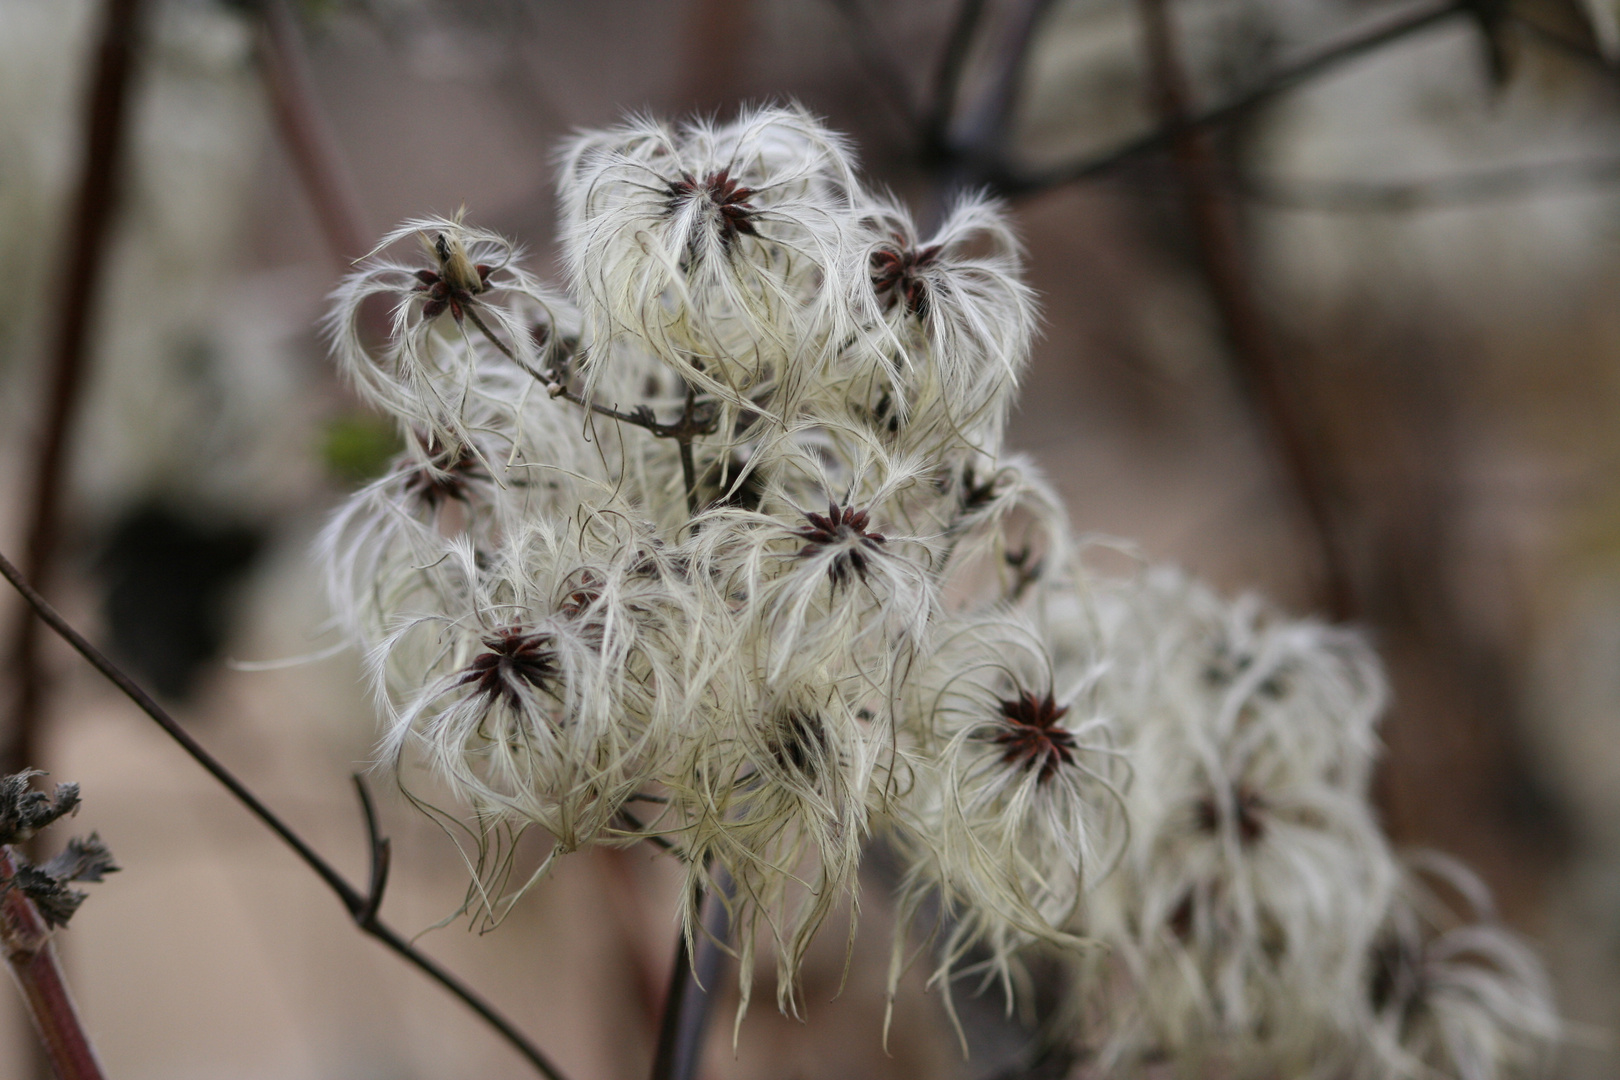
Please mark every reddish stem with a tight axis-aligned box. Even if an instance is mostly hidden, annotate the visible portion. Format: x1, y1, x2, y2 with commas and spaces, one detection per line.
1136, 0, 1354, 619
2, 0, 145, 777
258, 0, 370, 264
0, 847, 106, 1080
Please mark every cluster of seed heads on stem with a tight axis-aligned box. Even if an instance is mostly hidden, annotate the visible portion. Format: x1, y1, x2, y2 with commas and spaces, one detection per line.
320, 105, 1557, 1076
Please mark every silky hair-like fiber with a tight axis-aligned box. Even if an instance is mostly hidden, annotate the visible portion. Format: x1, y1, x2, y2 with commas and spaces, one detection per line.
318, 104, 1557, 1073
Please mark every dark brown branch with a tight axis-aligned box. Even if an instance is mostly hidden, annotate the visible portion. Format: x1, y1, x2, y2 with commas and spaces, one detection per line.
2, 0, 145, 780
0, 549, 571, 1080
995, 0, 1469, 195
648, 921, 697, 1080
352, 774, 391, 927
1137, 0, 1353, 618
257, 0, 370, 263
926, 0, 990, 152
825, 0, 923, 129
648, 870, 731, 1080
678, 384, 701, 514
0, 845, 106, 1080
946, 0, 1058, 173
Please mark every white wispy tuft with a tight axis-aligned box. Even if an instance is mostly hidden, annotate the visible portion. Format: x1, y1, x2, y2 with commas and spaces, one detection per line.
315, 105, 1556, 1067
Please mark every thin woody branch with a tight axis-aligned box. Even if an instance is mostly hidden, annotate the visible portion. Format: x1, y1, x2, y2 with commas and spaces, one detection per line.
256, 0, 370, 263
648, 870, 731, 1080
546, 382, 719, 448
616, 807, 682, 857
352, 774, 391, 928
944, 0, 1057, 181
926, 0, 990, 154
3, 0, 145, 779
464, 311, 716, 511
0, 550, 571, 1080
1136, 0, 1354, 618
953, 0, 1470, 196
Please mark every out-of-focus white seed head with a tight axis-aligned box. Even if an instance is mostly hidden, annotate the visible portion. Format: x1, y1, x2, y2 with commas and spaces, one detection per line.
1353, 852, 1559, 1080
1067, 568, 1398, 1073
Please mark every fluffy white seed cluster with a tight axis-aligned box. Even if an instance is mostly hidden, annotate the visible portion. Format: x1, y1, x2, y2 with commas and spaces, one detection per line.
1058, 568, 1558, 1078
320, 105, 1556, 1073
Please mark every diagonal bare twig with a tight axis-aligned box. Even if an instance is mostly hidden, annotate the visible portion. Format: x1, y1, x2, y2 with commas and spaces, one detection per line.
0, 549, 571, 1080
257, 0, 370, 263
995, 0, 1470, 194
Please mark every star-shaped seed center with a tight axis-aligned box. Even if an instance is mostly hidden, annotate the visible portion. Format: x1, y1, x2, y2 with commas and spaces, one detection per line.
992, 691, 1077, 784
457, 629, 557, 710
666, 169, 760, 247
870, 235, 942, 319
792, 502, 887, 589
413, 232, 493, 322
402, 438, 489, 508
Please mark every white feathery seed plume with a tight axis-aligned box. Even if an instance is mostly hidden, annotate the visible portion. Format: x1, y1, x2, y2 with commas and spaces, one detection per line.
1354, 852, 1559, 1080
316, 104, 1558, 1066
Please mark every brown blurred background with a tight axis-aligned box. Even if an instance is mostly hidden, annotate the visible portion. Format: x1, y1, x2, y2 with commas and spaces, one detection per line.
3, 0, 1620, 1076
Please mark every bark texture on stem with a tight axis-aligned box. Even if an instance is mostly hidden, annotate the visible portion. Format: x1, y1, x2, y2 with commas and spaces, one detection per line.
0, 847, 105, 1080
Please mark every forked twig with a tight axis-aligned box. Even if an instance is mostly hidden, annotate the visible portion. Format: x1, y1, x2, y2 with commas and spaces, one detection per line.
0, 550, 571, 1080
352, 774, 392, 928
464, 310, 717, 512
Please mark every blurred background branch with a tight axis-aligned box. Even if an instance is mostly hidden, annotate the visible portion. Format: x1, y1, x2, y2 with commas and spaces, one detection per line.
2, 0, 145, 780
2, 0, 1619, 1076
